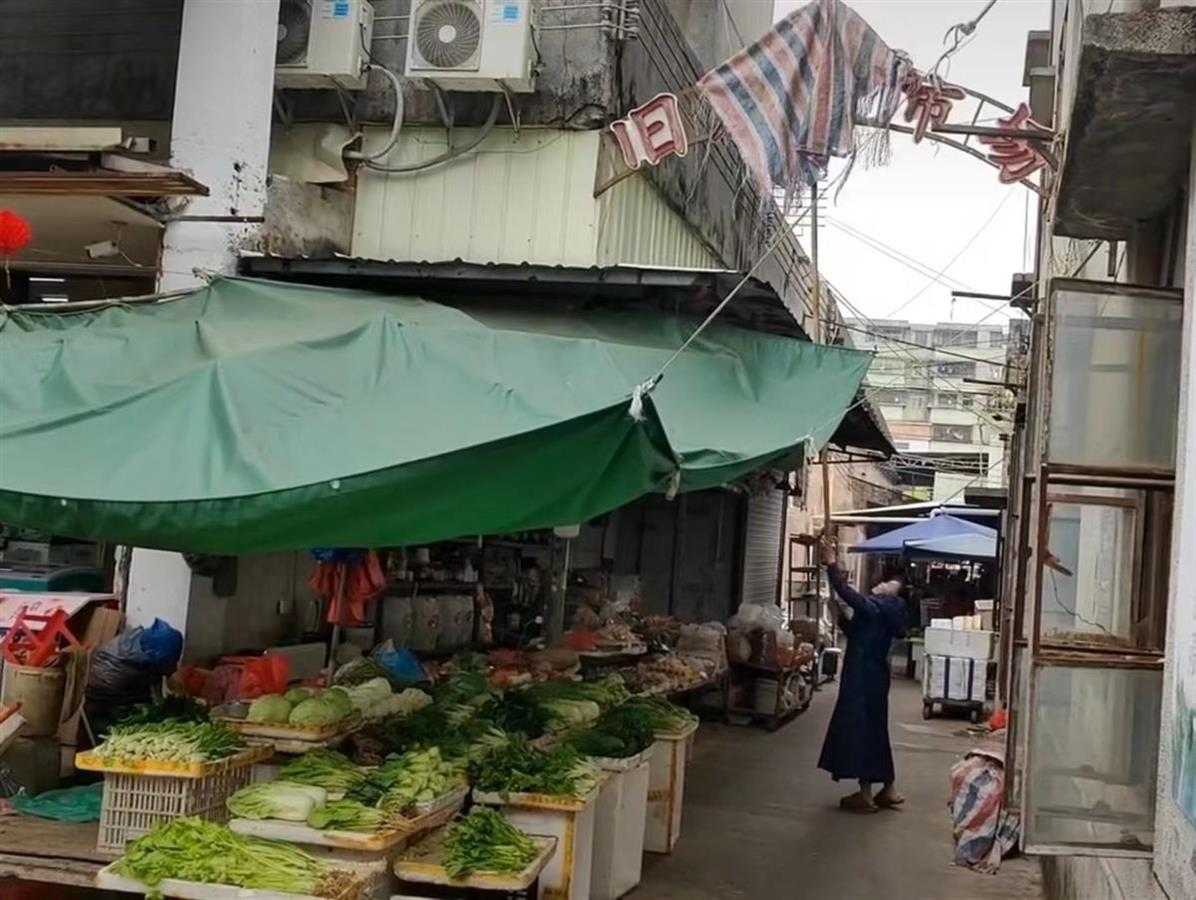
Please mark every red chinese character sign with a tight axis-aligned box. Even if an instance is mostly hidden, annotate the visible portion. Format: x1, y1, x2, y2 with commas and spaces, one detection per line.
610, 93, 689, 170
901, 71, 966, 144
979, 102, 1050, 184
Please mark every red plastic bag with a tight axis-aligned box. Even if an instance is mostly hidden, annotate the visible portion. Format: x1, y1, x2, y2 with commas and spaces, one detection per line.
219, 655, 290, 700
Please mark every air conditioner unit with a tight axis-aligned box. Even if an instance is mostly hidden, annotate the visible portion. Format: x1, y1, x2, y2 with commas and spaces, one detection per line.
275, 0, 375, 90
405, 0, 538, 93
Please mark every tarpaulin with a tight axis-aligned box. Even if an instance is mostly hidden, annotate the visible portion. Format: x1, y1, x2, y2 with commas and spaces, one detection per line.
0, 277, 870, 552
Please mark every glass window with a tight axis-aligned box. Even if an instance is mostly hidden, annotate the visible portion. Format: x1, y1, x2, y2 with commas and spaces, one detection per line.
935, 361, 976, 378
933, 424, 973, 443
1040, 495, 1138, 648
1025, 664, 1161, 852
935, 392, 960, 407
1047, 282, 1182, 470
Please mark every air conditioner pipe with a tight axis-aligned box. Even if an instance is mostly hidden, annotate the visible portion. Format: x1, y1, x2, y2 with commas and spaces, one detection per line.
344, 63, 405, 162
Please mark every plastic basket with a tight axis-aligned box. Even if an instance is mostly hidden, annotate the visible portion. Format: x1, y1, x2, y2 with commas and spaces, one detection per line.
97, 761, 256, 855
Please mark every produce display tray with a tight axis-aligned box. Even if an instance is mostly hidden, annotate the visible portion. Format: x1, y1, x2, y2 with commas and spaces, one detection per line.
587, 748, 654, 772
215, 711, 363, 745
395, 830, 556, 891
472, 780, 604, 813
579, 644, 648, 659
76, 744, 272, 778
95, 863, 364, 900
656, 719, 699, 742
229, 784, 468, 852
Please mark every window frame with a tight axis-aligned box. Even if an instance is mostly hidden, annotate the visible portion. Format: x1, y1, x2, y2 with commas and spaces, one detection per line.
1002, 279, 1180, 856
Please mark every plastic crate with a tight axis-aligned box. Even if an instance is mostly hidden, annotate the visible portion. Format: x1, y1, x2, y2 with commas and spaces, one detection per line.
97, 762, 255, 854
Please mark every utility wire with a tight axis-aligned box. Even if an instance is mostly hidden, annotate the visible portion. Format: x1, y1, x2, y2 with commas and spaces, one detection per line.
880, 191, 1014, 319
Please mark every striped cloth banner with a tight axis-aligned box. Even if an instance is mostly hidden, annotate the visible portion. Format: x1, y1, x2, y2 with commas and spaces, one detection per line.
698, 0, 910, 195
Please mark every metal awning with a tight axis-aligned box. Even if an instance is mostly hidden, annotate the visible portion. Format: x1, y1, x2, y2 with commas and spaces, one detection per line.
239, 256, 895, 458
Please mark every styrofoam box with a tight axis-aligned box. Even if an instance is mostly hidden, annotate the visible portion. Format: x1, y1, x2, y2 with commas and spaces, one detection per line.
923, 655, 986, 702
591, 756, 650, 900
922, 627, 995, 660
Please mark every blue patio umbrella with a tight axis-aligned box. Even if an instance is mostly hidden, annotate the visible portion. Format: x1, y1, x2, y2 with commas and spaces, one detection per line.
848, 514, 995, 556
904, 530, 997, 561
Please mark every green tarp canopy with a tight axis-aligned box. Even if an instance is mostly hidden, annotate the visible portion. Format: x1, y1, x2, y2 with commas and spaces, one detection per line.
0, 277, 870, 553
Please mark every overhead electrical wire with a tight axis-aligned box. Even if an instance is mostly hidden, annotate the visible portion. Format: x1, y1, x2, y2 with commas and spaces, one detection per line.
878, 191, 1015, 319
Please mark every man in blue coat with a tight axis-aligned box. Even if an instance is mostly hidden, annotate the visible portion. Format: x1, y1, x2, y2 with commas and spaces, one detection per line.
817, 535, 908, 813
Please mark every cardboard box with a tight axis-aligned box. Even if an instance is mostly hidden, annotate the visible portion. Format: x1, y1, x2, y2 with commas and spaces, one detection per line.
923, 626, 995, 660
924, 655, 986, 702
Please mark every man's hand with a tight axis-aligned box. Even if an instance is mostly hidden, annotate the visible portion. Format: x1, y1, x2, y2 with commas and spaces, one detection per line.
819, 532, 838, 566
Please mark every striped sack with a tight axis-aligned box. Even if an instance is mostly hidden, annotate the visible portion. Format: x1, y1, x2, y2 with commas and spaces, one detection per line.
698, 0, 909, 195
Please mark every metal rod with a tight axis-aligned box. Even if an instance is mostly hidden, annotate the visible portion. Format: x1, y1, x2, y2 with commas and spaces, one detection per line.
930, 121, 1055, 143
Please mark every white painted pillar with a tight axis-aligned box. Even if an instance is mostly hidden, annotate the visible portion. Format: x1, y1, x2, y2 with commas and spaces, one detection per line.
126, 0, 280, 641
158, 0, 279, 291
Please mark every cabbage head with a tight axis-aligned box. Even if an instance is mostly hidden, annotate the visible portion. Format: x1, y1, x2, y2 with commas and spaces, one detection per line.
284, 686, 314, 705
321, 688, 353, 718
247, 694, 293, 724
289, 697, 341, 727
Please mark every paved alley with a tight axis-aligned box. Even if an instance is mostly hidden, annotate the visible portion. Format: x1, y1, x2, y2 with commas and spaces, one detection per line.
637, 679, 1042, 900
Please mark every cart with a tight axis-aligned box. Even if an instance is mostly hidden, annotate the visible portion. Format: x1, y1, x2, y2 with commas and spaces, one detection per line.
921, 654, 989, 724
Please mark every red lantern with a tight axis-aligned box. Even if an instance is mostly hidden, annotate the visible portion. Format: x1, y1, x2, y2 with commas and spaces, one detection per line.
0, 210, 32, 257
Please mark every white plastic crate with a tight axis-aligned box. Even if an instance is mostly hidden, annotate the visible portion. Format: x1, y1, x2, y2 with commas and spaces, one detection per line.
97, 763, 255, 854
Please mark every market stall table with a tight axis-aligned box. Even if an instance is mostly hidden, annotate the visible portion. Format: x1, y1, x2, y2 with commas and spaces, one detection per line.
394, 828, 556, 899
0, 818, 110, 888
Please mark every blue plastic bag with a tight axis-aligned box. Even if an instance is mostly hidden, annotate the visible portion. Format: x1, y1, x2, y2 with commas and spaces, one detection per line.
139, 618, 183, 667
371, 641, 427, 684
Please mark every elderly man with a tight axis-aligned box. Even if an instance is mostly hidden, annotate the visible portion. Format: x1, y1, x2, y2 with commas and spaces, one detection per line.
818, 535, 908, 813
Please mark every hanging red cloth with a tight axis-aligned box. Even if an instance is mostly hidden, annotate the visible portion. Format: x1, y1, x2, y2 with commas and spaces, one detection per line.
309, 550, 386, 626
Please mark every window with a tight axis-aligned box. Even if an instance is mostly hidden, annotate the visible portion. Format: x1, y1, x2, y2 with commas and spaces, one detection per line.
870, 356, 903, 374
1047, 281, 1183, 471
1025, 664, 1161, 850
961, 395, 975, 408
935, 361, 977, 378
935, 392, 960, 407
933, 424, 973, 443
873, 389, 905, 405
936, 329, 978, 347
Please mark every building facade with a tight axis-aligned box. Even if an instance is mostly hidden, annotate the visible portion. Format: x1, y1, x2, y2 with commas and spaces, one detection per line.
0, 1, 891, 654
846, 317, 1015, 499
1001, 4, 1195, 900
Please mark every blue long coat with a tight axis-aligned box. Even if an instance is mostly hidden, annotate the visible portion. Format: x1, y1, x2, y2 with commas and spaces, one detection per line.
817, 563, 906, 784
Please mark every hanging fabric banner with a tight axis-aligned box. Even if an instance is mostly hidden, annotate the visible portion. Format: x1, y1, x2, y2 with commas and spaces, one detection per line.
697, 0, 910, 199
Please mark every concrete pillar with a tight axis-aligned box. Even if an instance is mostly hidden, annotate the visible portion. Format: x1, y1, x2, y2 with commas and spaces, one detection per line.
126, 0, 280, 641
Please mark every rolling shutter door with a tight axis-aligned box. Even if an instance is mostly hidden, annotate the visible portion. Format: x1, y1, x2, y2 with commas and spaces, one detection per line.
741, 487, 784, 605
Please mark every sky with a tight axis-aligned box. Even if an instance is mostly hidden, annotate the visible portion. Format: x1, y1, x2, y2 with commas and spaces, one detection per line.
766, 0, 1051, 329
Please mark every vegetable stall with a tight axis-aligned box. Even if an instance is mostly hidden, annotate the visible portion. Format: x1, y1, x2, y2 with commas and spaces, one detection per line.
0, 278, 872, 897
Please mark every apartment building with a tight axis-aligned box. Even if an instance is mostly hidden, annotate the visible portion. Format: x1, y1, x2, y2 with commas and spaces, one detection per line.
845, 318, 1017, 498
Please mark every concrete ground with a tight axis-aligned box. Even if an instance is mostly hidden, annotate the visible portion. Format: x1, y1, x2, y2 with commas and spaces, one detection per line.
637, 678, 1043, 900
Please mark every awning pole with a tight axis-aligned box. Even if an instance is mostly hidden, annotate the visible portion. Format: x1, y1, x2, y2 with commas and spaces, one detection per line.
812, 181, 836, 643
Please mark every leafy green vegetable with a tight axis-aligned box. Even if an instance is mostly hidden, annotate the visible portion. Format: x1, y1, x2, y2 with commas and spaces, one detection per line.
322, 688, 354, 718
227, 781, 326, 822
288, 696, 341, 727
481, 690, 550, 739
306, 799, 387, 832
116, 696, 208, 729
247, 694, 293, 724
112, 817, 330, 895
284, 686, 314, 704
278, 749, 367, 794
444, 808, 539, 880
567, 705, 655, 759
469, 739, 599, 798
619, 696, 698, 735
95, 720, 245, 764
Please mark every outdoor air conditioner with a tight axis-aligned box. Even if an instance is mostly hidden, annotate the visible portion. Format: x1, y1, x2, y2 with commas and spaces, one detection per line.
275, 0, 375, 90
405, 0, 538, 93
